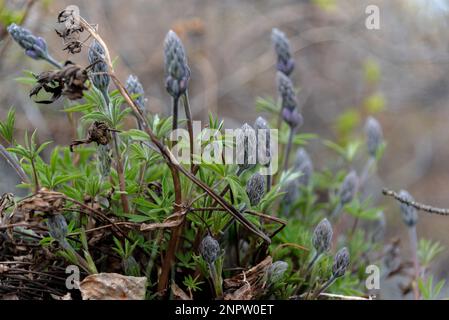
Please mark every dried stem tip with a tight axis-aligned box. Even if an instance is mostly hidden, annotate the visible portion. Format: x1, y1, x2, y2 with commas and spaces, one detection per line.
271, 28, 295, 76
164, 30, 190, 98
200, 235, 220, 264
246, 173, 265, 207
398, 190, 418, 227
312, 218, 333, 254
332, 247, 350, 278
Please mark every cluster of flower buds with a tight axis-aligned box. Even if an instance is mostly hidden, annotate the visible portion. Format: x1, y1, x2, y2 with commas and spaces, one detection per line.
246, 173, 265, 207
200, 235, 220, 265
267, 260, 289, 285
126, 75, 146, 114
365, 116, 383, 158
236, 123, 257, 173
277, 72, 302, 129
7, 23, 49, 61
332, 247, 350, 278
338, 170, 358, 206
88, 40, 110, 94
398, 190, 418, 227
271, 28, 295, 76
312, 218, 333, 255
164, 30, 190, 99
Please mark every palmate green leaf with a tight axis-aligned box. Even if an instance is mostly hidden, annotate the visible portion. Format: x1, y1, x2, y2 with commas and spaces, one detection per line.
62, 103, 95, 114
225, 175, 251, 207
255, 97, 280, 114
0, 107, 15, 144
418, 239, 445, 268
120, 129, 150, 141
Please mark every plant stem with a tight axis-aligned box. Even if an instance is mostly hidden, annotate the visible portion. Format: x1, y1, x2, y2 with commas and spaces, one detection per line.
172, 96, 179, 132
305, 251, 320, 274
283, 127, 294, 171
181, 92, 194, 172
311, 275, 337, 300
409, 226, 420, 300
0, 144, 29, 183
30, 157, 39, 192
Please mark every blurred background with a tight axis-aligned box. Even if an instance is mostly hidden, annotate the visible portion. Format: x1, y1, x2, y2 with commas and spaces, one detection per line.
2, 0, 449, 298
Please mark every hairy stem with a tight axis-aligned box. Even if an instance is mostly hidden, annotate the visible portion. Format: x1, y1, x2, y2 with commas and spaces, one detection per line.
181, 92, 194, 172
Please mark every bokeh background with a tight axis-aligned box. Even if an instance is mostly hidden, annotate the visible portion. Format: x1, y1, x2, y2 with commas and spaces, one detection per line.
2, 0, 449, 299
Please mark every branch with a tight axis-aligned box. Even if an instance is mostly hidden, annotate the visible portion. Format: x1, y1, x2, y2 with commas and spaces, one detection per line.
382, 188, 449, 216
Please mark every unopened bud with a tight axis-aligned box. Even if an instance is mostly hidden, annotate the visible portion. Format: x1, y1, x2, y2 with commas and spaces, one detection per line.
7, 23, 49, 60
267, 261, 289, 284
365, 117, 383, 157
338, 171, 358, 205
246, 173, 265, 206
271, 28, 295, 76
294, 148, 313, 186
254, 116, 271, 165
398, 190, 418, 227
200, 235, 220, 264
332, 247, 350, 278
164, 30, 190, 98
88, 40, 110, 93
236, 123, 257, 172
312, 218, 333, 254
277, 72, 297, 111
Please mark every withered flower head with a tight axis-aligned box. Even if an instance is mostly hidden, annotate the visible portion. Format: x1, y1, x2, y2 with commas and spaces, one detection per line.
332, 247, 350, 278
277, 72, 297, 111
200, 235, 220, 264
56, 8, 85, 54
246, 172, 265, 207
126, 75, 146, 114
271, 28, 295, 76
7, 23, 49, 60
398, 190, 418, 228
164, 30, 190, 98
70, 121, 118, 152
30, 61, 90, 104
88, 40, 110, 93
312, 218, 333, 254
236, 123, 257, 172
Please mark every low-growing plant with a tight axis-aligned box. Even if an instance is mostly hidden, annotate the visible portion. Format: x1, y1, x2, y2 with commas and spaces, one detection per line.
0, 6, 446, 301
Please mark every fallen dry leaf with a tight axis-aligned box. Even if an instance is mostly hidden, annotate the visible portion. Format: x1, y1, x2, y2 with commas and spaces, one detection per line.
171, 282, 192, 300
79, 273, 147, 300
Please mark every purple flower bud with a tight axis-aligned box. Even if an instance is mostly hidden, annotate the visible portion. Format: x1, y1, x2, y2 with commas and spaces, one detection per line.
236, 123, 257, 172
7, 23, 48, 60
398, 190, 418, 227
254, 116, 271, 165
312, 218, 333, 254
271, 28, 295, 76
88, 40, 110, 92
277, 72, 297, 111
267, 261, 289, 284
200, 235, 220, 264
46, 214, 68, 243
164, 30, 190, 98
338, 170, 358, 205
246, 173, 265, 206
126, 75, 146, 114
294, 148, 313, 186
332, 247, 350, 278
365, 116, 383, 158
282, 108, 303, 129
